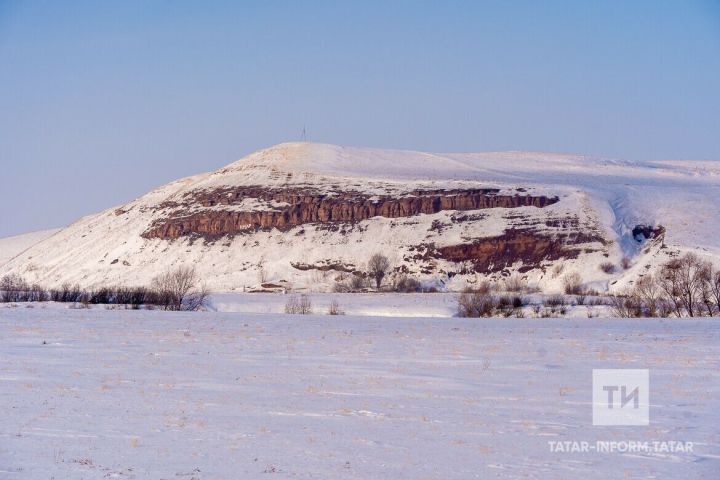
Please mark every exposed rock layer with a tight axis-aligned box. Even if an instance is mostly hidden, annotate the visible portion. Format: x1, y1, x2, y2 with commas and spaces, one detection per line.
435, 228, 601, 274
143, 186, 559, 240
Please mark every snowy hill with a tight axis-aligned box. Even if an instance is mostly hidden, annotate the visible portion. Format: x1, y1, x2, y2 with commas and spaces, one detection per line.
0, 229, 61, 267
1, 142, 718, 293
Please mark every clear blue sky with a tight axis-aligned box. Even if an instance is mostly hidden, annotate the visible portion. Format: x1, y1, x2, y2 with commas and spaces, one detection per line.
1, 1, 719, 237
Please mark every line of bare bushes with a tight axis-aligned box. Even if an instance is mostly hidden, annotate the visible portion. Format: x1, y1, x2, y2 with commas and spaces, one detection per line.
0, 266, 208, 311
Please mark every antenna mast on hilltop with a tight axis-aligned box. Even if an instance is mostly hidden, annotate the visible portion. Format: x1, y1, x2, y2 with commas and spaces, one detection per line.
300, 125, 309, 142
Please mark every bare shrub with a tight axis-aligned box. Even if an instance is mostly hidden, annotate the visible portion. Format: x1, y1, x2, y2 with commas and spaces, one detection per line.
657, 299, 673, 318
504, 274, 526, 293
298, 294, 312, 314
151, 266, 208, 311
49, 286, 62, 302
284, 295, 299, 313
89, 287, 113, 305
0, 274, 28, 302
474, 279, 495, 295
544, 295, 566, 307
28, 283, 48, 302
599, 262, 616, 274
110, 286, 147, 309
587, 297, 605, 307
285, 294, 312, 314
562, 272, 583, 295
51, 282, 82, 303
350, 274, 368, 291
543, 295, 566, 315
257, 256, 268, 284
65, 283, 82, 303
333, 280, 352, 293
327, 300, 344, 315
609, 294, 643, 318
392, 275, 421, 293
128, 287, 148, 309
621, 257, 632, 270
367, 253, 391, 290
540, 308, 553, 318
457, 290, 496, 317
496, 295, 524, 317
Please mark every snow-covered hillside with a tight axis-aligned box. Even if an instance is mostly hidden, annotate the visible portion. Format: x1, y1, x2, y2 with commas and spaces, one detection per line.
0, 229, 61, 267
1, 142, 718, 293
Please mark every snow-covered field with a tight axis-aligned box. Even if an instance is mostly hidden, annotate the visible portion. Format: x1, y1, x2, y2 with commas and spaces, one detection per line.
2, 309, 718, 479
209, 292, 460, 317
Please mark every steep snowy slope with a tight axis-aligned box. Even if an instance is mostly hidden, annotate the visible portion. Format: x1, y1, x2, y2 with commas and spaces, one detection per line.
1, 142, 718, 293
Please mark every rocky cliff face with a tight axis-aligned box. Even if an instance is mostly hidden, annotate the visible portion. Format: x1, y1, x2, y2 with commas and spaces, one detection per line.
142, 186, 559, 239
434, 228, 604, 274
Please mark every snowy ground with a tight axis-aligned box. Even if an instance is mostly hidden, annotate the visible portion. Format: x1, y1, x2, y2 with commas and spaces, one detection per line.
1, 309, 718, 479
208, 292, 615, 318
209, 292, 460, 317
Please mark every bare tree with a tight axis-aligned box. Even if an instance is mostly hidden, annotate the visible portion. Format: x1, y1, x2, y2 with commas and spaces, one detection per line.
151, 266, 208, 311
700, 266, 720, 316
659, 254, 711, 317
711, 269, 720, 315
635, 274, 661, 317
367, 253, 391, 290
658, 259, 685, 317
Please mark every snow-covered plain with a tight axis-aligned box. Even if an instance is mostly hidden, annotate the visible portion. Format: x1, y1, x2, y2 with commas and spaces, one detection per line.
1, 309, 718, 479
208, 292, 460, 317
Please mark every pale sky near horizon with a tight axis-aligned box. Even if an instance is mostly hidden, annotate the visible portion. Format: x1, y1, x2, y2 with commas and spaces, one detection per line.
1, 0, 719, 237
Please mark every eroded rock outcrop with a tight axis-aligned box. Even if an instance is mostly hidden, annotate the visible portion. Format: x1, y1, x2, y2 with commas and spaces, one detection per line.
434, 228, 603, 274
142, 186, 559, 240
632, 224, 665, 242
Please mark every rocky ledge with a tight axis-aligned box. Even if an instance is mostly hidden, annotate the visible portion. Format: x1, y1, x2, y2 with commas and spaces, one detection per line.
142, 186, 559, 240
